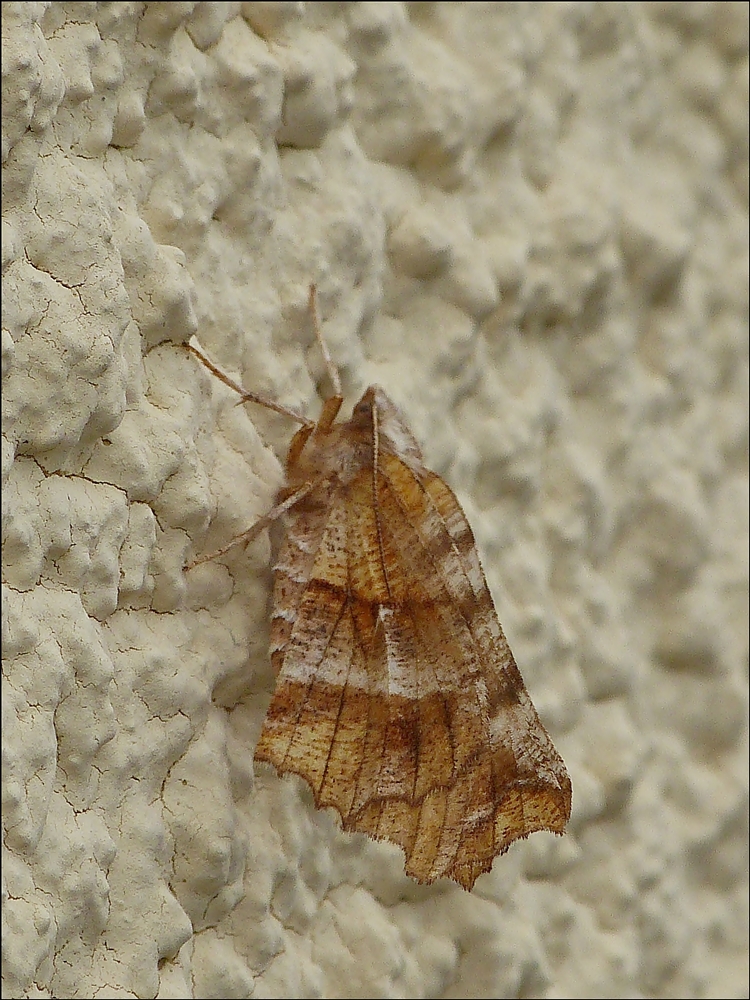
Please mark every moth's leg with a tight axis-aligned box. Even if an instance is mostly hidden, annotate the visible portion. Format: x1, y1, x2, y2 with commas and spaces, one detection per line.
184, 342, 312, 427
185, 283, 342, 426
186, 480, 316, 570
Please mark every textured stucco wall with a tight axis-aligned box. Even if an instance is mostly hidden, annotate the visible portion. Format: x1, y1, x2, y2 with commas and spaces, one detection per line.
2, 3, 747, 998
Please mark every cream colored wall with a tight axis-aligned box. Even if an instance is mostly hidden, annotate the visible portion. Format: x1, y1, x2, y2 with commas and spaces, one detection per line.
2, 3, 747, 998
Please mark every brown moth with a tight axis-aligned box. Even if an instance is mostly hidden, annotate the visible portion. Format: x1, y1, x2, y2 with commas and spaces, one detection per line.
188, 287, 571, 891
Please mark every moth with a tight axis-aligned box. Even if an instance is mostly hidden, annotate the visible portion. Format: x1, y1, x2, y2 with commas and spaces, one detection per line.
188, 286, 571, 891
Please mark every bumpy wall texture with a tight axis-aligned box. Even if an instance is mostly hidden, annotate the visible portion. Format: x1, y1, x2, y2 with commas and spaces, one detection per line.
2, 3, 747, 998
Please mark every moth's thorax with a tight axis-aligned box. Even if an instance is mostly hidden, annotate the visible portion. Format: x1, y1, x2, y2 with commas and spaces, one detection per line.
285, 384, 424, 488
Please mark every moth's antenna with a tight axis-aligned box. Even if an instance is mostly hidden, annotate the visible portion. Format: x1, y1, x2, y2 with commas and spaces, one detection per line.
308, 284, 342, 399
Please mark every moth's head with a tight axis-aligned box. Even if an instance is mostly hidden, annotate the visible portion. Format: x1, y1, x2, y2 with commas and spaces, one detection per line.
285, 385, 424, 483
350, 385, 424, 467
